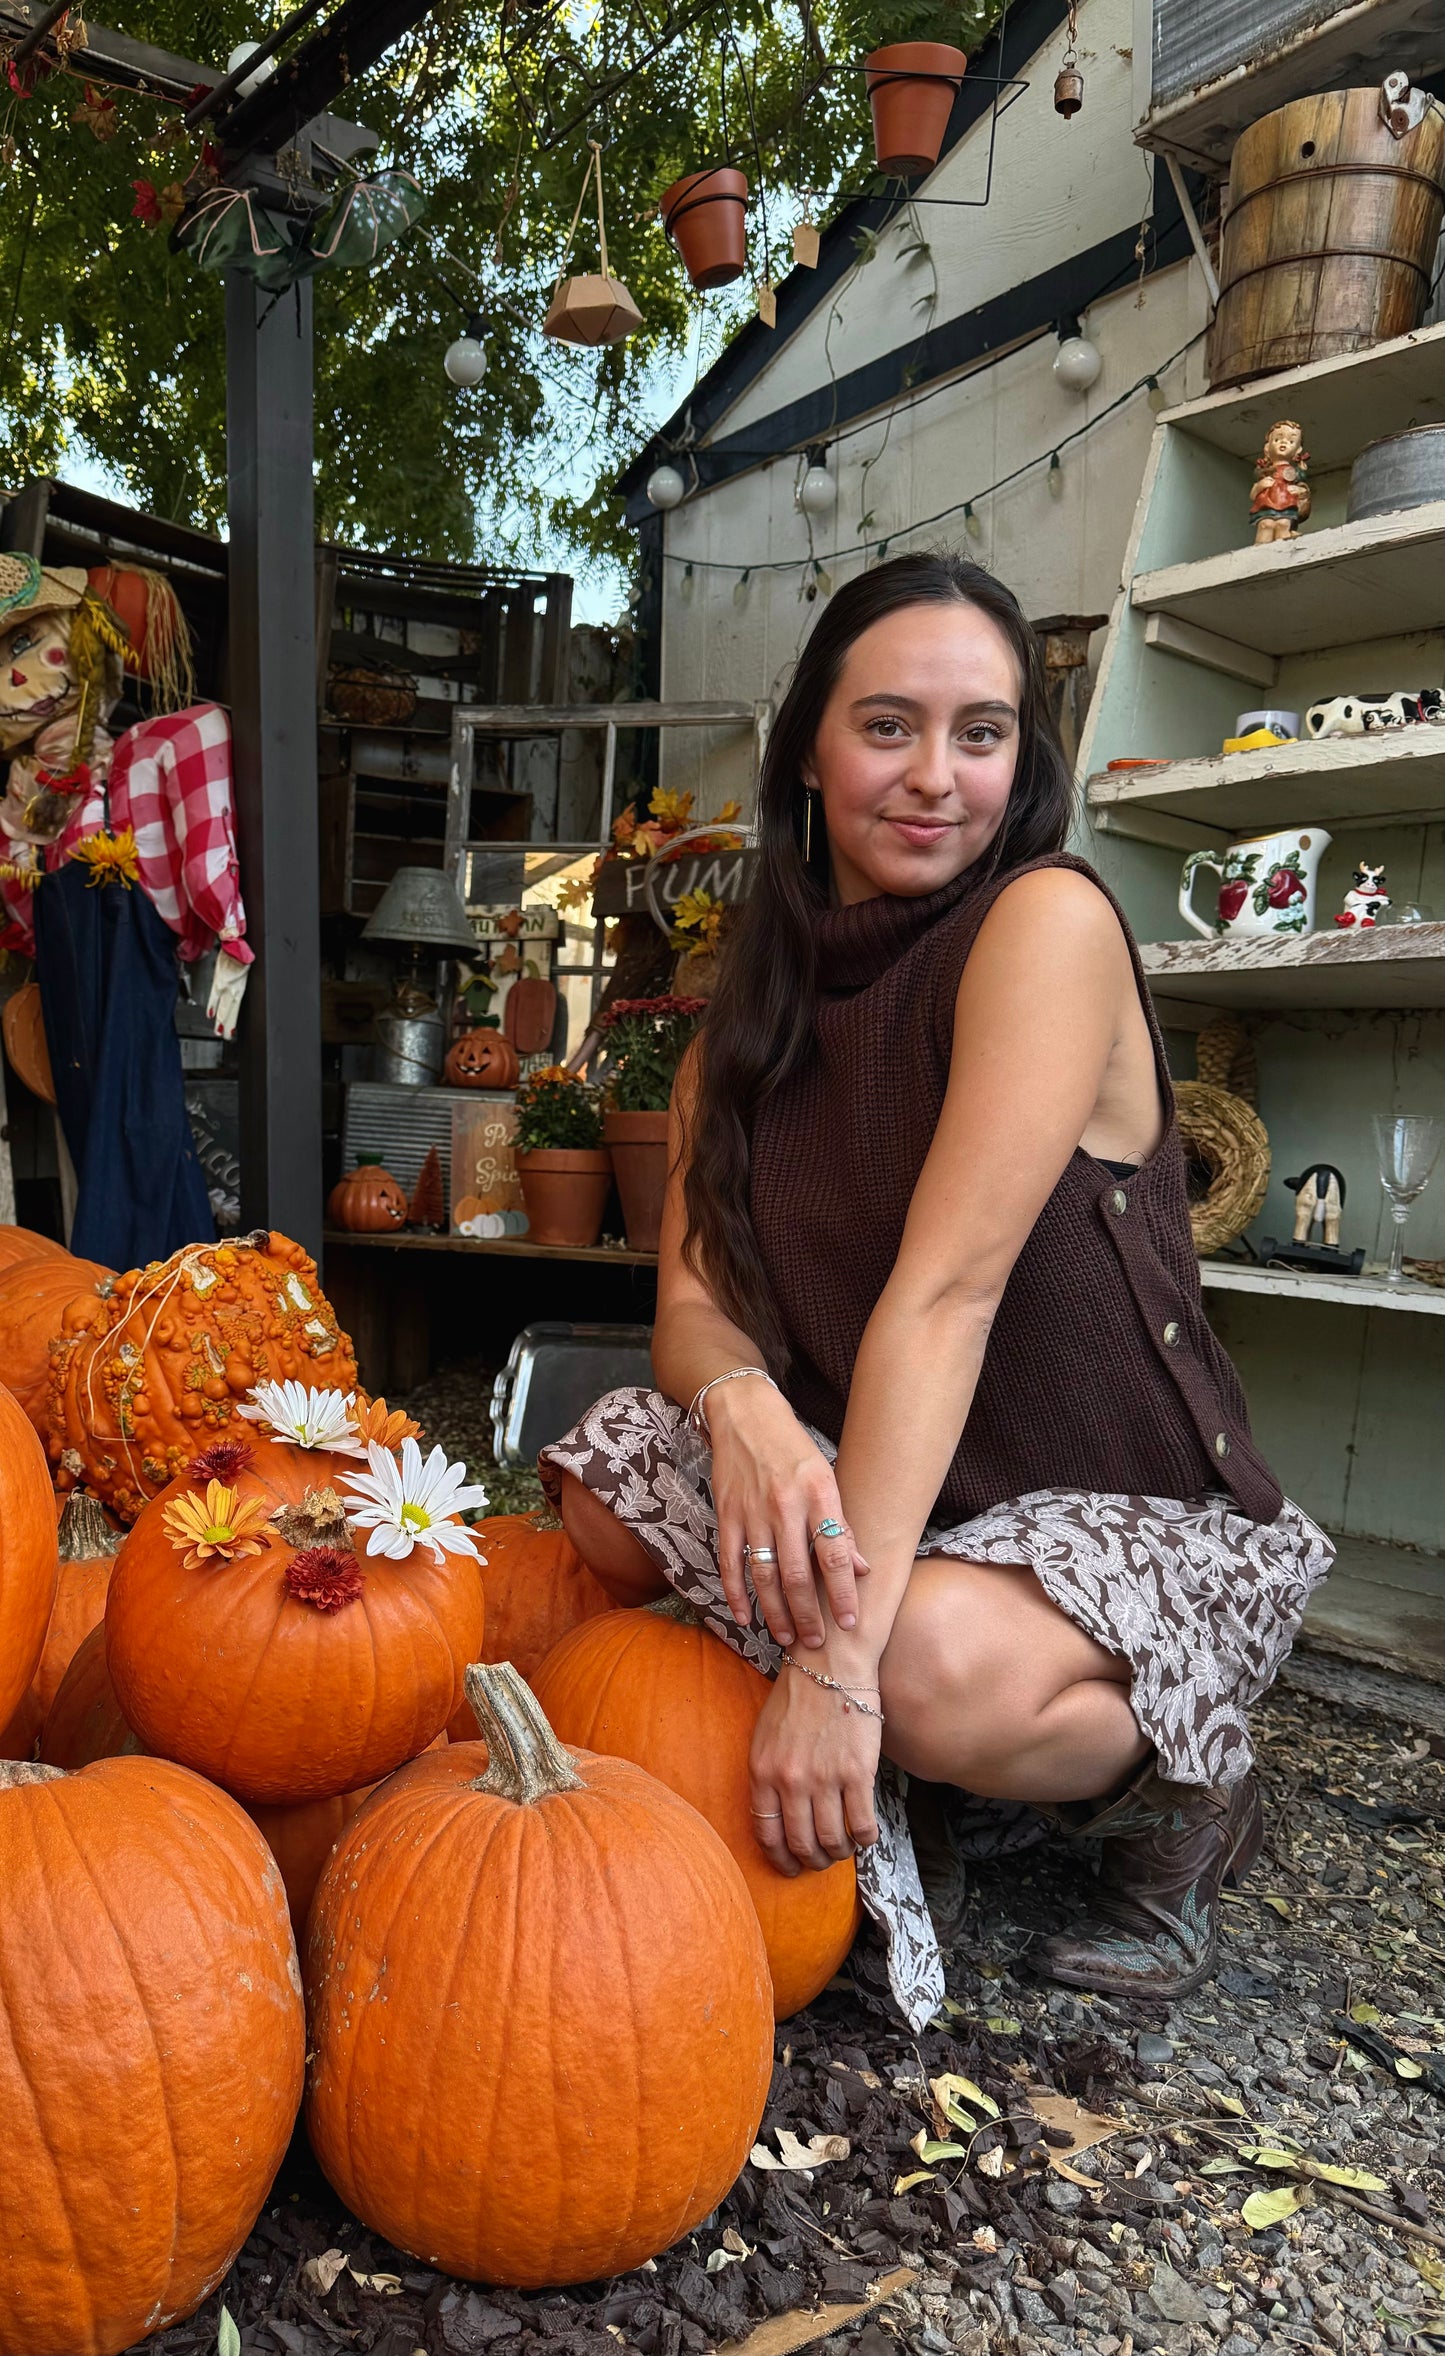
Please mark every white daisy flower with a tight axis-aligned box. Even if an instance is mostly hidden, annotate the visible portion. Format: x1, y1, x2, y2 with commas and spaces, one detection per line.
237, 1379, 366, 1454
339, 1436, 489, 1564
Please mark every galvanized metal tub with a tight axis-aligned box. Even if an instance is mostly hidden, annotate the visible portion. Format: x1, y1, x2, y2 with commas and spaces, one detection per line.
1347, 423, 1445, 521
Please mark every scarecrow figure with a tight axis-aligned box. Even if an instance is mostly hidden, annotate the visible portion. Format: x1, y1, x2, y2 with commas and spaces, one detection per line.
0, 553, 251, 1266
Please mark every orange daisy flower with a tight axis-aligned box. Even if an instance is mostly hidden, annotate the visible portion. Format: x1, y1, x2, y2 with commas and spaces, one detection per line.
161, 1480, 274, 1571
349, 1393, 423, 1450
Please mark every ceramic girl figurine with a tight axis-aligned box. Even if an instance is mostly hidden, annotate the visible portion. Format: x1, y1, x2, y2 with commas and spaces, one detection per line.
1250, 420, 1311, 545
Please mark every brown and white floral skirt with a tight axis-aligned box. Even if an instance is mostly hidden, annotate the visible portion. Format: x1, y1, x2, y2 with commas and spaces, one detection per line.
539, 1386, 1334, 2029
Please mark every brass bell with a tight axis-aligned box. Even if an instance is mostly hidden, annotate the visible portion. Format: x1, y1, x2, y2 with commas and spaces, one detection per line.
1054, 65, 1084, 117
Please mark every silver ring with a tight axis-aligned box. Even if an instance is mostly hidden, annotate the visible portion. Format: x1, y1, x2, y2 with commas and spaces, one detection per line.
812, 1517, 846, 1542
743, 1544, 778, 1564
750, 1809, 784, 1819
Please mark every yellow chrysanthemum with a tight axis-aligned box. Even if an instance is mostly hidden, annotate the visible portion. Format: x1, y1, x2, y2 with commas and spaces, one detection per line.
161, 1479, 275, 1571
71, 829, 141, 891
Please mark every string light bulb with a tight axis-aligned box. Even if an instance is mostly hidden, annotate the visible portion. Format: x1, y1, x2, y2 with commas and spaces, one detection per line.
1052, 316, 1102, 394
797, 450, 836, 515
1146, 374, 1166, 415
226, 40, 276, 94
732, 568, 751, 610
646, 462, 686, 511
680, 562, 695, 602
443, 312, 488, 388
1048, 451, 1064, 499
964, 501, 982, 541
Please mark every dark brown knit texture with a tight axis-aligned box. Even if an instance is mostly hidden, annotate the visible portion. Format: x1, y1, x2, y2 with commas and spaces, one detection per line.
748, 853, 1284, 1524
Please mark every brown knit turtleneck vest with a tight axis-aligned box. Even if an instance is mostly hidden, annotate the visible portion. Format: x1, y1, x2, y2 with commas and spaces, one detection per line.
747, 852, 1283, 1525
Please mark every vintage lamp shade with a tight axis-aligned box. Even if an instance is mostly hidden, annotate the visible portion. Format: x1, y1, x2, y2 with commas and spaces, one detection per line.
363, 866, 478, 955
646, 463, 686, 510
543, 274, 643, 347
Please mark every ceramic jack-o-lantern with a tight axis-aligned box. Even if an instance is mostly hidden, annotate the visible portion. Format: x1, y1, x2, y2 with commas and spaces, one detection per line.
333, 1164, 410, 1231
444, 1026, 520, 1090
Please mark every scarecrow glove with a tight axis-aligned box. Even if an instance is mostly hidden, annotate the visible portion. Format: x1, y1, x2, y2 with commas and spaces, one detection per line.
207, 946, 250, 1039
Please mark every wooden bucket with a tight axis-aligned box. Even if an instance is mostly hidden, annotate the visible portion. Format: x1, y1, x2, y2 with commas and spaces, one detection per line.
1207, 88, 1445, 389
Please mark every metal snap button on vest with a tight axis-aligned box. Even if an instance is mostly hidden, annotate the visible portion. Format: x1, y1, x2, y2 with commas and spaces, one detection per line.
1111, 1189, 1128, 1215
1215, 1432, 1231, 1458
1163, 1321, 1180, 1346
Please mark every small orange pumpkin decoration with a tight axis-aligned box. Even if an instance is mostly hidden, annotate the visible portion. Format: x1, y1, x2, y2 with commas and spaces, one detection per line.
0, 1380, 60, 1734
534, 1598, 860, 2018
105, 1433, 485, 1803
444, 1026, 521, 1089
41, 1623, 141, 1768
332, 1163, 410, 1232
0, 1751, 304, 2356
47, 1232, 358, 1520
444, 1513, 613, 1724
304, 1664, 772, 2287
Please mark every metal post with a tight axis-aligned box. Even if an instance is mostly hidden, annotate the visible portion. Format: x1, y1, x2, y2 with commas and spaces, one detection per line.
226, 271, 323, 1255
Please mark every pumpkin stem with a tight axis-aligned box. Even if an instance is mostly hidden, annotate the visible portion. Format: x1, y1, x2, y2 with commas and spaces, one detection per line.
0, 1762, 66, 1789
464, 1662, 583, 1803
57, 1490, 123, 1562
645, 1591, 701, 1626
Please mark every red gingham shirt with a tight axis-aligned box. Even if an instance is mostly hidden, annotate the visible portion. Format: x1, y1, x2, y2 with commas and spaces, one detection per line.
0, 702, 252, 965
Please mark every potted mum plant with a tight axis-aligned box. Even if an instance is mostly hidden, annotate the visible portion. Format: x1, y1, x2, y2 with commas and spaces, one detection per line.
598, 996, 706, 1252
513, 1066, 612, 1248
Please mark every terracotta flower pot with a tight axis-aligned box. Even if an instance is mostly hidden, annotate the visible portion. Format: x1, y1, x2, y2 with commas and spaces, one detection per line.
865, 43, 967, 177
516, 1149, 613, 1249
603, 1110, 670, 1253
660, 167, 749, 290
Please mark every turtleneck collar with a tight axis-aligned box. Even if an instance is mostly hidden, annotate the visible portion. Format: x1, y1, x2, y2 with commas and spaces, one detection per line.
812, 860, 989, 993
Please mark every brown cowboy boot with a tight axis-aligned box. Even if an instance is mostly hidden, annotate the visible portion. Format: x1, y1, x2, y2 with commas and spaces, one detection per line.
1038, 1762, 1264, 1999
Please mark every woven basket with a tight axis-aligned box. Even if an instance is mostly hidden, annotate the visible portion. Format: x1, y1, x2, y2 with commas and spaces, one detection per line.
1175, 1079, 1270, 1254
327, 660, 418, 727
1194, 1013, 1258, 1106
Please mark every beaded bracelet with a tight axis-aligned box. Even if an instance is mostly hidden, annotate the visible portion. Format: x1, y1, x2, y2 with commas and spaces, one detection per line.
687, 1365, 778, 1437
781, 1652, 885, 1724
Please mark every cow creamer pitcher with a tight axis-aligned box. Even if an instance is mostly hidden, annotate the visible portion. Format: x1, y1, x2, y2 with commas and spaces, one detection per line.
1179, 826, 1331, 940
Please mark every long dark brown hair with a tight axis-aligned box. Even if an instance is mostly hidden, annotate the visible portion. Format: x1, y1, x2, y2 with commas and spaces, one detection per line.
681, 551, 1075, 1369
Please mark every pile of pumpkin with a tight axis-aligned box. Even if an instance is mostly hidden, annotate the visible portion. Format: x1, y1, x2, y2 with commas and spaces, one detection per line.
0, 1224, 859, 2356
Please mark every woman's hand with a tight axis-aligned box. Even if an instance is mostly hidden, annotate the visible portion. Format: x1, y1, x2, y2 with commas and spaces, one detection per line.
748, 1666, 881, 1875
708, 1378, 869, 1647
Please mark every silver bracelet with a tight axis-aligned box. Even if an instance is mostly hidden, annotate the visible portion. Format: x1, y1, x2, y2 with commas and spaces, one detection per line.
781, 1652, 885, 1723
687, 1365, 777, 1436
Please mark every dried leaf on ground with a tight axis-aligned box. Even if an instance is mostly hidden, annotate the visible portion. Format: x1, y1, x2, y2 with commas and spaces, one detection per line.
717, 2264, 917, 2356
300, 2251, 349, 2297
750, 2129, 850, 2171
1242, 2181, 1311, 2229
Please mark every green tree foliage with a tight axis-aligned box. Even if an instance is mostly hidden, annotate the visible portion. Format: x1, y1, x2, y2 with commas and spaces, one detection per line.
0, 0, 1001, 567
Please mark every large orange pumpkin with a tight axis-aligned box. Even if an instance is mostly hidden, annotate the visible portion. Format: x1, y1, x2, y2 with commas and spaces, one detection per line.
0, 1753, 305, 2356
0, 1225, 66, 1273
29, 1491, 124, 1718
305, 1664, 772, 2287
40, 1625, 140, 1768
47, 1231, 358, 1520
0, 1251, 113, 1432
105, 1434, 485, 1802
534, 1599, 861, 2018
245, 1734, 446, 1941
444, 1513, 613, 1726
0, 1682, 43, 1763
0, 1381, 59, 1733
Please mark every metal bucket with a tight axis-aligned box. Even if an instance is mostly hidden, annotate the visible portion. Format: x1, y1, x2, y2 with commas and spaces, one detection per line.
374, 1009, 444, 1086
1347, 423, 1445, 521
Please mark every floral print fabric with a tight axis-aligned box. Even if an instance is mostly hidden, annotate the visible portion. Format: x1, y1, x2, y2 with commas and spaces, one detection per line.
539, 1387, 1334, 2031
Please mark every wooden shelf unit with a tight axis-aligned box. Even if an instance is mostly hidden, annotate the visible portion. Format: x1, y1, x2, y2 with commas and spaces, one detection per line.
1140, 922, 1445, 1012
1130, 500, 1445, 659
1088, 728, 1445, 844
1199, 1260, 1445, 1316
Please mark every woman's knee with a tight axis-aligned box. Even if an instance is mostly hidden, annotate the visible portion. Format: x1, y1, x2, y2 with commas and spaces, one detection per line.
879, 1558, 1092, 1780
556, 1471, 668, 1605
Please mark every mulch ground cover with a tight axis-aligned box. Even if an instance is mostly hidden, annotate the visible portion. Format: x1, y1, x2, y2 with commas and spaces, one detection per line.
118, 1368, 1444, 2356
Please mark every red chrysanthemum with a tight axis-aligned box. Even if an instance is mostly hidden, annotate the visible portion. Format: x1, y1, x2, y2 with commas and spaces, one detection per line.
285, 1544, 365, 1613
187, 1436, 255, 1484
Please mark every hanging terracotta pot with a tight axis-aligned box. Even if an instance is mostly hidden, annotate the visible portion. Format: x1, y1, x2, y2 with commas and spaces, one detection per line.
660, 167, 749, 290
865, 43, 967, 176
516, 1149, 613, 1249
444, 1027, 521, 1089
601, 1111, 669, 1254
332, 1163, 409, 1233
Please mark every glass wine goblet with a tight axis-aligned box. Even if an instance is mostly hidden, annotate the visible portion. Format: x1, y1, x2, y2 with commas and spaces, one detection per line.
1373, 1114, 1445, 1284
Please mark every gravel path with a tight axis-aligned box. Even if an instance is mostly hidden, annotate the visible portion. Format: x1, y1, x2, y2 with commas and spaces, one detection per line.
116, 1366, 1444, 2356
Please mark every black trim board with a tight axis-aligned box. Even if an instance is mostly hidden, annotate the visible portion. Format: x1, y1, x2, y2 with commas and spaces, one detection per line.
614, 0, 1071, 500
620, 172, 1190, 525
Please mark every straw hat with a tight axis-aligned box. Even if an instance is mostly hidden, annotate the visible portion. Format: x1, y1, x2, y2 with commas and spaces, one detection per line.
0, 555, 88, 632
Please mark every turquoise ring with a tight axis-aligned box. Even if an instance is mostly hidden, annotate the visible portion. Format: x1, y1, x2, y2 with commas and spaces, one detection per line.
812, 1517, 846, 1542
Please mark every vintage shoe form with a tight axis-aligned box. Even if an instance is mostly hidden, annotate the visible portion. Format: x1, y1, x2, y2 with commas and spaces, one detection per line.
1038, 1760, 1264, 1999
